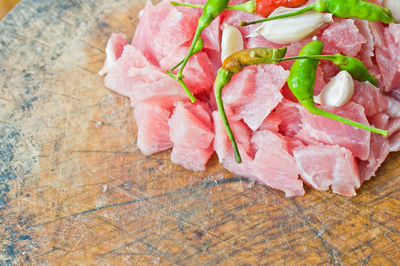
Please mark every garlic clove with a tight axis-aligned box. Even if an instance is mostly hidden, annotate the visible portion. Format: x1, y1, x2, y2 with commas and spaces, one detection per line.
221, 24, 244, 63
314, 71, 354, 107
383, 0, 400, 23
249, 6, 333, 44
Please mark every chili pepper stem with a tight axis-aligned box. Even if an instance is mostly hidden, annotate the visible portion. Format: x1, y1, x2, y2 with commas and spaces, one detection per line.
240, 4, 314, 26
170, 1, 256, 13
277, 55, 343, 63
215, 68, 241, 163
173, 24, 206, 103
167, 71, 197, 103
303, 100, 388, 137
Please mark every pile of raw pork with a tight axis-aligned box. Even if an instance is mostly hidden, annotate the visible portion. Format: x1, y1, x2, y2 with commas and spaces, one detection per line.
100, 0, 400, 197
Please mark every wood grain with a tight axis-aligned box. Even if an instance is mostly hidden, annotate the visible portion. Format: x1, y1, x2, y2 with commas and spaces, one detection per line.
0, 0, 399, 265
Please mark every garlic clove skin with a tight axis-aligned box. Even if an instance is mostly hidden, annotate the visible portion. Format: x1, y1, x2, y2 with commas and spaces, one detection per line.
383, 0, 400, 23
249, 6, 333, 44
221, 24, 244, 63
314, 71, 354, 107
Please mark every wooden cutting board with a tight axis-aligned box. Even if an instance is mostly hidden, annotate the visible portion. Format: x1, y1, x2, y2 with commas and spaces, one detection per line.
1, 0, 400, 264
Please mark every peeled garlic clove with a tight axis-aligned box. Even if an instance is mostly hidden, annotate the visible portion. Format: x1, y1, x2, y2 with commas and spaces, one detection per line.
314, 71, 354, 107
221, 24, 244, 63
383, 0, 400, 23
249, 6, 333, 44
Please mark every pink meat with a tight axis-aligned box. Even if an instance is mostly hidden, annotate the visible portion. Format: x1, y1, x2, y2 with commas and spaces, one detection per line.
212, 109, 254, 163
105, 45, 187, 105
386, 97, 400, 118
358, 134, 390, 183
354, 20, 383, 83
369, 112, 390, 130
171, 145, 214, 172
389, 132, 400, 152
293, 144, 360, 196
132, 0, 171, 65
277, 100, 371, 160
369, 22, 386, 49
134, 95, 186, 155
169, 102, 214, 171
169, 102, 214, 150
222, 66, 256, 105
321, 18, 366, 57
245, 35, 282, 50
252, 131, 304, 197
221, 9, 265, 37
213, 110, 256, 178
313, 67, 327, 95
201, 15, 221, 52
104, 45, 153, 97
300, 102, 371, 160
276, 99, 303, 138
153, 6, 200, 61
320, 60, 339, 81
387, 118, 400, 137
99, 33, 128, 76
160, 49, 215, 95
352, 81, 388, 117
183, 101, 213, 130
231, 65, 288, 131
376, 24, 400, 92
258, 112, 281, 132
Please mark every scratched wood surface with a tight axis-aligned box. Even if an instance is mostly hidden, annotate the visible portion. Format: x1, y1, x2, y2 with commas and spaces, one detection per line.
1, 0, 400, 265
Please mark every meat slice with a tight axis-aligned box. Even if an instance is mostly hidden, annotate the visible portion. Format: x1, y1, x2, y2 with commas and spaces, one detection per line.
376, 24, 400, 92
222, 66, 256, 105
358, 134, 390, 183
132, 0, 171, 65
213, 110, 257, 178
252, 131, 304, 197
258, 112, 281, 132
386, 97, 400, 118
99, 33, 128, 76
134, 95, 186, 155
294, 144, 360, 196
300, 102, 371, 160
277, 100, 371, 160
160, 49, 215, 95
389, 132, 400, 152
276, 99, 304, 138
321, 18, 366, 57
169, 102, 214, 150
352, 81, 388, 117
212, 109, 254, 163
169, 102, 214, 171
105, 45, 186, 105
153, 5, 200, 61
201, 15, 221, 52
231, 65, 288, 131
222, 9, 265, 37
369, 112, 390, 130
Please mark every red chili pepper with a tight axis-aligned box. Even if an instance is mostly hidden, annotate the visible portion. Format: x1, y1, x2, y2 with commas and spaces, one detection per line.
256, 0, 308, 17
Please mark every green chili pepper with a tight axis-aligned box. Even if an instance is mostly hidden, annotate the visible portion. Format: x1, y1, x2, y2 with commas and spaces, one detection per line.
215, 47, 288, 163
287, 40, 388, 137
170, 0, 256, 13
169, 0, 230, 103
241, 0, 394, 26
214, 68, 239, 162
278, 54, 378, 86
222, 47, 288, 73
